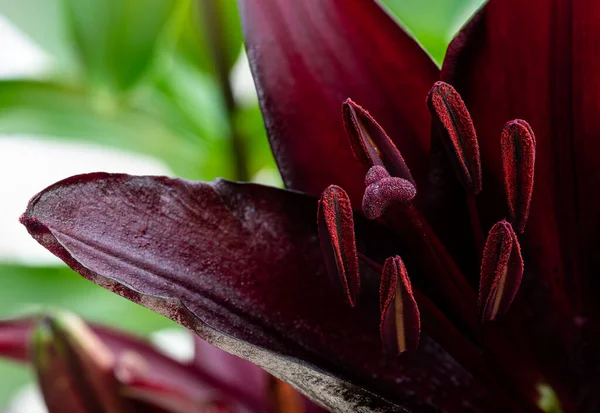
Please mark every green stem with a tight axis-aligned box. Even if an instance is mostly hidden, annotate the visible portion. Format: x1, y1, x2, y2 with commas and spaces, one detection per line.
199, 0, 249, 181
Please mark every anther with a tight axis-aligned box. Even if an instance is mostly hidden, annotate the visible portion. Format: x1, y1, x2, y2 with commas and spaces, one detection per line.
318, 185, 361, 307
479, 221, 524, 321
380, 256, 420, 355
501, 120, 536, 233
427, 81, 482, 194
362, 166, 416, 220
342, 99, 414, 183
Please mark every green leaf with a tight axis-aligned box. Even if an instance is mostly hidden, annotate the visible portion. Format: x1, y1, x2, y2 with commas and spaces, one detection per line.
379, 0, 486, 65
0, 79, 213, 179
0, 264, 175, 334
63, 0, 181, 91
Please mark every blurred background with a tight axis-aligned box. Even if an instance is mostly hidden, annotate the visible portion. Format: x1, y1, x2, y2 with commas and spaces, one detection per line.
0, 0, 484, 410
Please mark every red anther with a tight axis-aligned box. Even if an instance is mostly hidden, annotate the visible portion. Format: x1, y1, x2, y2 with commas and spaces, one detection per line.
317, 185, 361, 307
427, 81, 482, 194
342, 99, 415, 183
501, 120, 536, 234
380, 256, 420, 355
362, 166, 416, 220
479, 221, 524, 321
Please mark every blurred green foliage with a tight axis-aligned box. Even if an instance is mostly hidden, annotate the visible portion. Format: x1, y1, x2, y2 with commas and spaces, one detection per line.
0, 0, 484, 407
0, 0, 270, 182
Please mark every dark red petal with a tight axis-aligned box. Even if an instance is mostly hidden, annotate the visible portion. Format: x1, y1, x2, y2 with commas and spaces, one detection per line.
317, 185, 360, 307
427, 81, 481, 194
240, 0, 438, 203
120, 373, 235, 413
441, 0, 600, 308
479, 221, 524, 322
443, 3, 600, 408
379, 257, 420, 355
501, 120, 536, 234
0, 319, 30, 361
342, 100, 414, 184
21, 173, 522, 412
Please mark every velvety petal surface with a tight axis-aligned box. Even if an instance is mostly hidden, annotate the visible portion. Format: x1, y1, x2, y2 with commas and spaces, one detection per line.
22, 173, 523, 412
240, 0, 439, 202
442, 1, 600, 410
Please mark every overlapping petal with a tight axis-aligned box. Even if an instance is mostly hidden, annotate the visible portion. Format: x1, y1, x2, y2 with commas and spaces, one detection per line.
21, 173, 522, 412
442, 1, 600, 409
240, 0, 438, 203
442, 0, 600, 307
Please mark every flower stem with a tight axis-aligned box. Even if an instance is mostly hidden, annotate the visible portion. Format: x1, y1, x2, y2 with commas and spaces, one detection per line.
199, 0, 250, 182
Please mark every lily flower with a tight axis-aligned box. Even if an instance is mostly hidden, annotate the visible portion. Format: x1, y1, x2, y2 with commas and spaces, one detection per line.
19, 0, 600, 411
0, 311, 321, 413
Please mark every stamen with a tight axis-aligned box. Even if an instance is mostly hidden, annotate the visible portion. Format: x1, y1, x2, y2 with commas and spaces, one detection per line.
427, 81, 482, 194
362, 166, 416, 219
501, 120, 536, 234
380, 256, 420, 355
479, 221, 524, 321
317, 185, 361, 307
342, 99, 414, 183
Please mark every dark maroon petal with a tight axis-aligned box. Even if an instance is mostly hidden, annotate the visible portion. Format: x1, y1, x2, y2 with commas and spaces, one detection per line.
478, 221, 524, 322
121, 377, 234, 413
240, 0, 438, 203
442, 0, 600, 308
21, 173, 525, 412
379, 256, 420, 355
443, 5, 600, 407
0, 319, 30, 361
501, 120, 536, 234
317, 185, 360, 307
